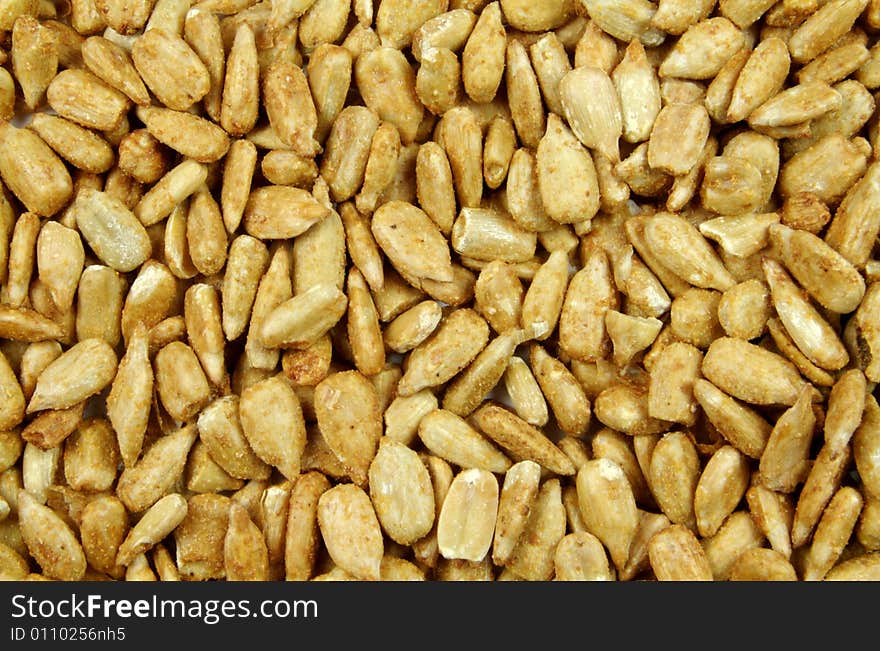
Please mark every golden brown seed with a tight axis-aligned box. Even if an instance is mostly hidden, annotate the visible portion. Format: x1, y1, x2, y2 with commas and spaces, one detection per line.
355, 47, 423, 145
693, 378, 772, 460
62, 417, 118, 492
186, 440, 245, 494
560, 65, 621, 163
520, 249, 570, 342
647, 341, 702, 427
787, 0, 869, 64
292, 194, 347, 294
791, 442, 853, 549
529, 344, 591, 437
823, 369, 867, 457
21, 442, 60, 505
378, 391, 434, 449
591, 429, 652, 508
770, 223, 865, 314
825, 553, 880, 581
284, 470, 331, 581
355, 121, 401, 214
302, 43, 350, 143
847, 283, 880, 382
224, 501, 269, 582
262, 60, 319, 157
221, 234, 269, 342
219, 24, 259, 138
11, 15, 57, 111
619, 509, 671, 581
18, 341, 60, 402
717, 279, 770, 341
503, 356, 548, 427
727, 547, 796, 581
553, 531, 614, 581
643, 213, 736, 292
505, 477, 565, 581
437, 106, 483, 209
647, 103, 711, 176
780, 136, 870, 208
414, 142, 457, 237
416, 46, 462, 117
576, 458, 639, 572
196, 397, 269, 483
133, 159, 208, 227
185, 188, 227, 278
242, 186, 330, 241
238, 375, 306, 482
46, 68, 130, 132
397, 308, 489, 396
648, 523, 713, 581
153, 341, 211, 424
487, 459, 539, 567
592, 379, 670, 437
693, 445, 750, 538
749, 81, 842, 131
368, 438, 435, 545
648, 430, 700, 531
298, 0, 349, 51
78, 495, 128, 579
0, 122, 72, 217
442, 327, 528, 417
18, 489, 86, 580
119, 260, 176, 346
726, 38, 790, 123
383, 299, 443, 354
451, 207, 536, 264
536, 113, 600, 226
857, 498, 880, 551
472, 403, 575, 476
763, 258, 848, 372
34, 220, 82, 313
75, 265, 125, 347
81, 35, 149, 106
174, 494, 230, 581
27, 339, 117, 414
66, 189, 151, 273
802, 486, 863, 581
132, 28, 210, 111
317, 483, 384, 581
20, 402, 83, 451
701, 337, 807, 407
758, 385, 815, 493
437, 467, 499, 563
0, 70, 13, 122
241, 246, 290, 370
136, 106, 231, 164
29, 113, 115, 175
701, 509, 767, 580
498, 42, 541, 152
460, 1, 505, 104
580, 0, 664, 46
2, 211, 39, 309
558, 247, 618, 362
417, 409, 511, 474
854, 395, 880, 501
259, 282, 347, 352
371, 200, 455, 284
659, 17, 745, 80
116, 493, 188, 567
314, 370, 382, 487
215, 139, 256, 230
649, 0, 712, 32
